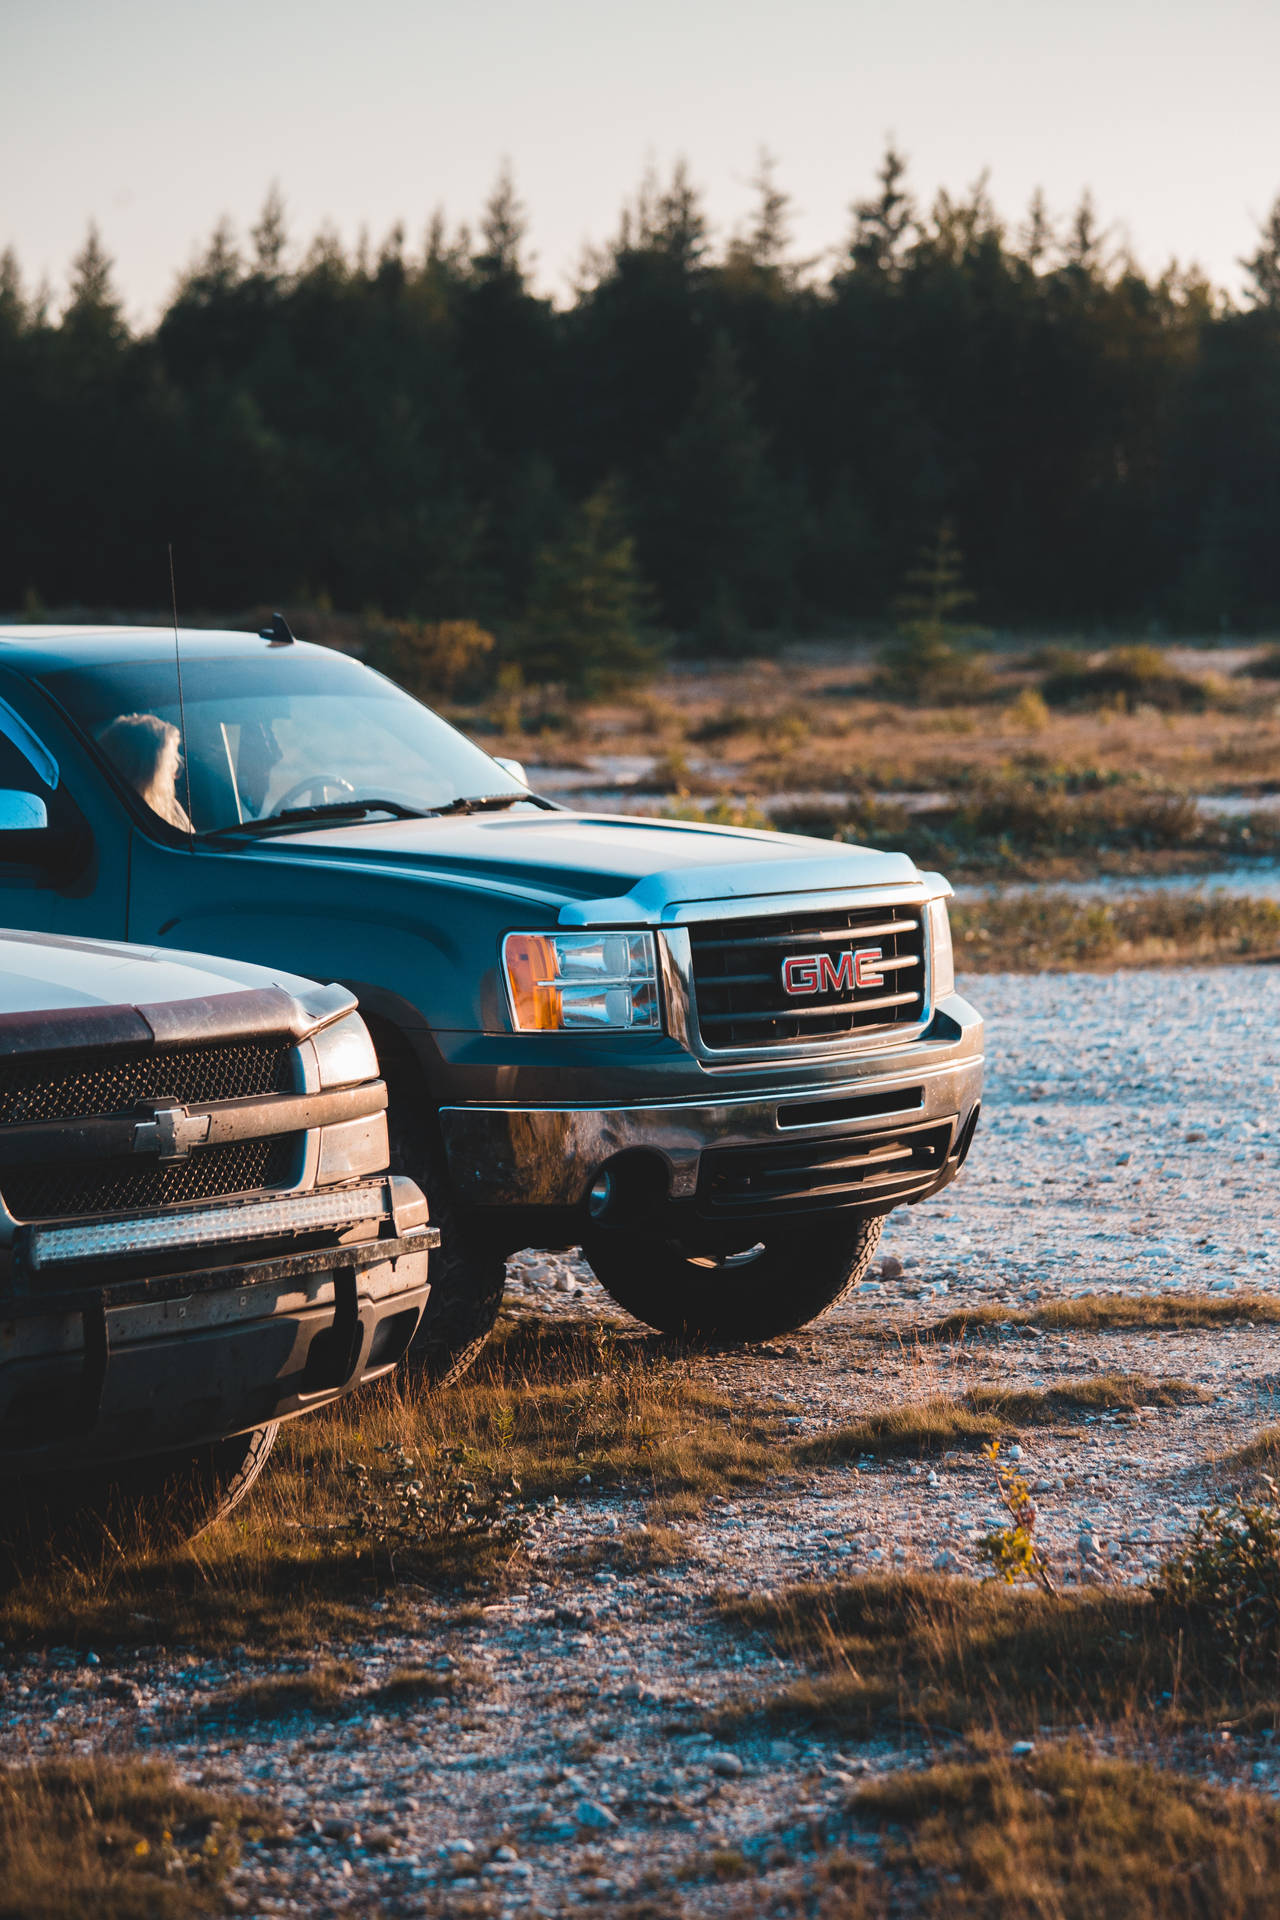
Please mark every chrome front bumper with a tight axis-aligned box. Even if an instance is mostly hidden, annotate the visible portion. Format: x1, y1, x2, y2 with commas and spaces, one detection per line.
439, 997, 984, 1213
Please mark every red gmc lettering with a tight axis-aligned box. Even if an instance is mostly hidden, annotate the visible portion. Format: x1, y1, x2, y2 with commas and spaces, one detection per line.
854, 946, 885, 989
817, 950, 855, 992
781, 946, 885, 996
781, 955, 820, 994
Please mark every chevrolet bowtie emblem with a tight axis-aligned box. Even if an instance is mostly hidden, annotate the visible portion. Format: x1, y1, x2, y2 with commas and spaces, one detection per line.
132, 1101, 212, 1161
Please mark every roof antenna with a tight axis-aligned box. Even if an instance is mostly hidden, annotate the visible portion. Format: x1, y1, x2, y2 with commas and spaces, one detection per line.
168, 543, 195, 837
259, 611, 295, 646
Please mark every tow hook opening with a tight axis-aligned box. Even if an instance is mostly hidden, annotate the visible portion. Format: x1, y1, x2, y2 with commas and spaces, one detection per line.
584, 1150, 669, 1225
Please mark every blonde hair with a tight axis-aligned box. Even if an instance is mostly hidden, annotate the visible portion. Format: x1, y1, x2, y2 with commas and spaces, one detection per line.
98, 712, 191, 830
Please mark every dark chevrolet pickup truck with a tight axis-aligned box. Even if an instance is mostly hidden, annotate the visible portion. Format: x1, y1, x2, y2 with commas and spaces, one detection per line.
0, 928, 433, 1534
0, 624, 982, 1379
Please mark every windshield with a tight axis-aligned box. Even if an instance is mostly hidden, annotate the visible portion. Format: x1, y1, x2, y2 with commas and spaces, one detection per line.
42, 647, 532, 835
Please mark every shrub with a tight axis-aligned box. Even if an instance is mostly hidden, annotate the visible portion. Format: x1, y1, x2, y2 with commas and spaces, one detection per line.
875, 626, 993, 704
975, 1440, 1056, 1592
1154, 1485, 1280, 1662
1003, 685, 1051, 731
1040, 643, 1214, 712
358, 615, 495, 699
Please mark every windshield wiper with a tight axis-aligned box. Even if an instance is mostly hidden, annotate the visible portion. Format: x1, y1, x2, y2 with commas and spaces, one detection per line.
426, 793, 526, 817
204, 798, 426, 838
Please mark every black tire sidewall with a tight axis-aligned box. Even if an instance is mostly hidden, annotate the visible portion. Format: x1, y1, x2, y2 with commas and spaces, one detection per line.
582, 1213, 885, 1342
377, 1042, 505, 1386
2, 1422, 279, 1558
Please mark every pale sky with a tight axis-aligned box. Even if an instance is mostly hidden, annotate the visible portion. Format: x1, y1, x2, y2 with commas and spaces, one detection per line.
3, 0, 1278, 323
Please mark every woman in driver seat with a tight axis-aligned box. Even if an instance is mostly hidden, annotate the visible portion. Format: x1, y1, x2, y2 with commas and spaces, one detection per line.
97, 712, 193, 832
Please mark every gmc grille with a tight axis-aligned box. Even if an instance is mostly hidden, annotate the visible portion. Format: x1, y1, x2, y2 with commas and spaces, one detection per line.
0, 1137, 300, 1222
689, 904, 926, 1050
0, 1040, 296, 1126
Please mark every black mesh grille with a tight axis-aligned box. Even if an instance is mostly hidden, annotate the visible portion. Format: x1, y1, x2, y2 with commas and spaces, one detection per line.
690, 904, 926, 1050
0, 1041, 296, 1126
0, 1137, 299, 1221
698, 1120, 955, 1216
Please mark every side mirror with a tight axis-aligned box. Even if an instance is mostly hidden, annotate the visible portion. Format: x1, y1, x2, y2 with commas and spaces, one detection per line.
493, 756, 529, 787
0, 789, 60, 866
0, 790, 49, 833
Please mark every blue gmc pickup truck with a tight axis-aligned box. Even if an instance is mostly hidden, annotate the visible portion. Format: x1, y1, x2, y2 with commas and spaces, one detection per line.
0, 622, 983, 1379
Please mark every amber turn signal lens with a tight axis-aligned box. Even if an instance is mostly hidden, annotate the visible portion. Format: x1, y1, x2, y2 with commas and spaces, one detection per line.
503, 932, 562, 1030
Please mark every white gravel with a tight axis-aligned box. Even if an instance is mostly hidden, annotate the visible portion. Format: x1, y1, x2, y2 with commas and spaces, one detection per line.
4, 965, 1279, 1917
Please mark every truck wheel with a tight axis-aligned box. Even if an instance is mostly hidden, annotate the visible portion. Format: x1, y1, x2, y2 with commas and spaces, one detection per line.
403, 1143, 506, 1384
581, 1214, 884, 1343
373, 1028, 505, 1385
1, 1423, 279, 1558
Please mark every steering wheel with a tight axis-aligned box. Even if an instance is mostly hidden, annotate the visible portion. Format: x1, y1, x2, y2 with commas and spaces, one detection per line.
270, 774, 357, 815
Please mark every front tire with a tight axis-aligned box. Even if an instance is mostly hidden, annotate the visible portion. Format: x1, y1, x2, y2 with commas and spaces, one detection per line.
374, 1027, 506, 1385
401, 1138, 506, 1385
582, 1214, 884, 1343
1, 1423, 279, 1559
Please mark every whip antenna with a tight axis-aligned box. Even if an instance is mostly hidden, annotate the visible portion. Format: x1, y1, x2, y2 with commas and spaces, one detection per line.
168, 543, 195, 837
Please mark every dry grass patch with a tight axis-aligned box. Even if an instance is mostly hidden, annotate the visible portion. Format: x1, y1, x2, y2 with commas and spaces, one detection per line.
1220, 1425, 1280, 1480
927, 1292, 1280, 1340
203, 1655, 487, 1725
966, 1374, 1210, 1422
0, 1317, 793, 1654
370, 1659, 487, 1707
800, 1396, 1002, 1461
0, 1757, 282, 1920
720, 1574, 1280, 1737
800, 1376, 1205, 1463
569, 1522, 690, 1575
751, 1749, 1280, 1920
202, 1660, 360, 1723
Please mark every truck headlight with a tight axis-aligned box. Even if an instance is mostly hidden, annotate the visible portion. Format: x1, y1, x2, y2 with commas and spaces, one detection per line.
928, 898, 955, 1000
312, 1011, 381, 1088
503, 931, 660, 1032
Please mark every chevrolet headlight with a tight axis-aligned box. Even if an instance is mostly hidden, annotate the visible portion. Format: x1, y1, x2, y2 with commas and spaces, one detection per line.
928, 897, 955, 1000
503, 931, 660, 1032
312, 1010, 381, 1088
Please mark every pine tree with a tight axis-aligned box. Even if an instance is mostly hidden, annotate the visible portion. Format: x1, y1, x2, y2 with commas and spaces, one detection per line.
0, 248, 25, 336
848, 142, 915, 278
515, 484, 658, 692
1242, 194, 1280, 311
645, 331, 782, 639
1021, 188, 1054, 270
62, 225, 125, 354
474, 161, 527, 284
179, 217, 241, 301
745, 149, 791, 270
878, 521, 989, 702
251, 185, 288, 276
652, 159, 708, 274
1064, 191, 1106, 274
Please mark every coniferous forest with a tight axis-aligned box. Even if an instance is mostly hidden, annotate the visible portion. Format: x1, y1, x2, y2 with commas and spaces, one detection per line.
5, 151, 1280, 672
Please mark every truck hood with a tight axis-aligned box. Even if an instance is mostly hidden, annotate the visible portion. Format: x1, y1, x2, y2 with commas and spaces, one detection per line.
244, 809, 927, 924
0, 928, 336, 1016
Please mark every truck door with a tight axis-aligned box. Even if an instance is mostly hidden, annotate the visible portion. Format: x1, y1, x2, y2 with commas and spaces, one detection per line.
0, 682, 129, 940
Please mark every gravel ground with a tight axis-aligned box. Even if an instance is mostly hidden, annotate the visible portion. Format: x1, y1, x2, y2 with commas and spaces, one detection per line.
4, 965, 1279, 1917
